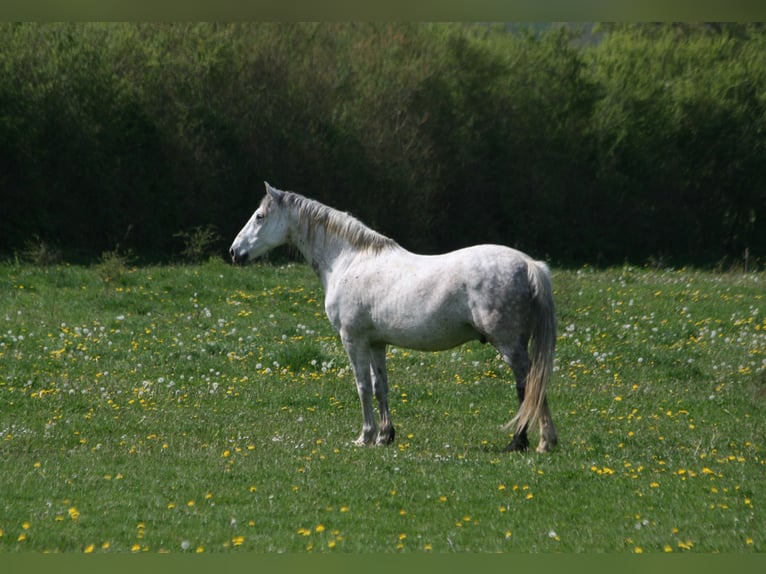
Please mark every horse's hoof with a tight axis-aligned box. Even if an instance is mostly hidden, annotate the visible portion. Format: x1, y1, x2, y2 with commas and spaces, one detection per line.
376, 426, 395, 446
536, 437, 557, 453
504, 434, 529, 452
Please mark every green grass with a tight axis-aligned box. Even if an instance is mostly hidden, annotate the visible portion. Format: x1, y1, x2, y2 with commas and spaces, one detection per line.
0, 260, 764, 554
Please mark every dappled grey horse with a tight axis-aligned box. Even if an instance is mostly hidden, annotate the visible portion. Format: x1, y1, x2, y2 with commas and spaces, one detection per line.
230, 183, 558, 452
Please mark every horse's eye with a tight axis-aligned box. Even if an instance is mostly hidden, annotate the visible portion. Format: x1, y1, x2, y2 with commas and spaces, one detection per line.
255, 213, 265, 223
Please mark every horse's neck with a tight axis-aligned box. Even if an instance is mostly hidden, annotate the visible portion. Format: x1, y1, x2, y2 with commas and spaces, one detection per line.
288, 213, 353, 286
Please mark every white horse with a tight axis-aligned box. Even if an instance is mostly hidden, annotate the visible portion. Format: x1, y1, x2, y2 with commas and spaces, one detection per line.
230, 183, 558, 452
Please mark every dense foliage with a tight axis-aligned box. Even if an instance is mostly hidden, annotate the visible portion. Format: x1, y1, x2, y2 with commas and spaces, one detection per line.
1, 23, 764, 265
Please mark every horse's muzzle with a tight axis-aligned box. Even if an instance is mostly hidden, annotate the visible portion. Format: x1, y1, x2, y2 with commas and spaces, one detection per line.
230, 248, 249, 265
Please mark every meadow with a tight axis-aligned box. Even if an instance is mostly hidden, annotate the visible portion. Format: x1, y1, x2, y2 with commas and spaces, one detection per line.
0, 259, 764, 554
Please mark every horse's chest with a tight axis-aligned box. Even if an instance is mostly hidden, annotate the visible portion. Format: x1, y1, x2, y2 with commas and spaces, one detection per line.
323, 289, 359, 333
323, 278, 378, 334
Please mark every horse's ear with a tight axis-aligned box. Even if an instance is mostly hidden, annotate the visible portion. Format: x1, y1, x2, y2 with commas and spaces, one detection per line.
264, 181, 284, 204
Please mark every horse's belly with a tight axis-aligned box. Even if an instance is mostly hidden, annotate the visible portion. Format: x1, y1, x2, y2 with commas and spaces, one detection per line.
371, 313, 480, 351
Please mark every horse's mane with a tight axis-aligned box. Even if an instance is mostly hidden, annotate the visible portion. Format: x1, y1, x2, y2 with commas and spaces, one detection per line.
271, 191, 399, 253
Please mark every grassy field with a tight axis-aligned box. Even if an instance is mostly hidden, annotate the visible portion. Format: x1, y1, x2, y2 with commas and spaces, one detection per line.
0, 259, 764, 554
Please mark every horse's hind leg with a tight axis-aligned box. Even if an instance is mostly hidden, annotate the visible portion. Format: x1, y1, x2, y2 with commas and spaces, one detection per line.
370, 344, 395, 446
499, 341, 531, 452
536, 397, 558, 453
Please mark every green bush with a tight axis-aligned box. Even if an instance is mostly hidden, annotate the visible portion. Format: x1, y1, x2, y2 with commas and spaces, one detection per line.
1, 23, 764, 266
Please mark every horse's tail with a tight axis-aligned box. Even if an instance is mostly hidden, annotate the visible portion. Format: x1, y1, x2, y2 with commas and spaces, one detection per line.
510, 259, 556, 436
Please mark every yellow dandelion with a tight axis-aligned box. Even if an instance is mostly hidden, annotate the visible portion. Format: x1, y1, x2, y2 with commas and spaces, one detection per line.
84, 544, 95, 554
398, 533, 407, 541
328, 540, 336, 549
18, 533, 27, 542
634, 546, 643, 554
315, 524, 325, 534
196, 546, 205, 553
131, 544, 141, 553
232, 536, 245, 546
68, 507, 80, 521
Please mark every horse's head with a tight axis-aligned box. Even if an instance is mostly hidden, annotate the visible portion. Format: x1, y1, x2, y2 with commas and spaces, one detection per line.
229, 182, 290, 264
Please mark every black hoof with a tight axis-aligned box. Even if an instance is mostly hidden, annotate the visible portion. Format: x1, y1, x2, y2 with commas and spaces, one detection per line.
504, 433, 529, 452
376, 426, 396, 446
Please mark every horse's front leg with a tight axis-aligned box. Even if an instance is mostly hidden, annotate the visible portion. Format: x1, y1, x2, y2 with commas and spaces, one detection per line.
370, 344, 395, 446
341, 332, 377, 446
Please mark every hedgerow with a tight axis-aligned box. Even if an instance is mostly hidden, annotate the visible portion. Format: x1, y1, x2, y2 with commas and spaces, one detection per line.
1, 23, 764, 266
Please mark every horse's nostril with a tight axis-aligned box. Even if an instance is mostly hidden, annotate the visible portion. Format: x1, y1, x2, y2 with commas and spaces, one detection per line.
231, 250, 248, 265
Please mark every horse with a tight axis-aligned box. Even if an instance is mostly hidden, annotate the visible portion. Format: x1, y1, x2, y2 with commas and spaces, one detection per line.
230, 182, 558, 453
